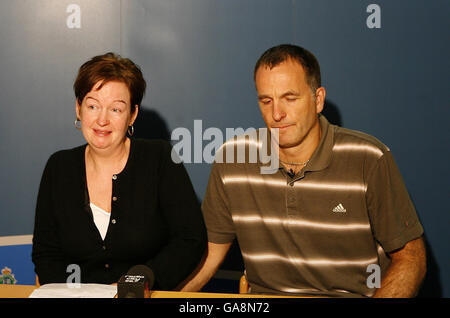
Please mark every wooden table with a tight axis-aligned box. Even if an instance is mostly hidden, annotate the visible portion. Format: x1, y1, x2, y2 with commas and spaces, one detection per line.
0, 284, 297, 298
0, 285, 36, 298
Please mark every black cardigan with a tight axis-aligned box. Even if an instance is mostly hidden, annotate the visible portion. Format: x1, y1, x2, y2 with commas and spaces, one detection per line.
32, 138, 207, 290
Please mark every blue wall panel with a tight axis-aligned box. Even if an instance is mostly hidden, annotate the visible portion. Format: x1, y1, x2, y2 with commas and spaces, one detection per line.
0, 245, 34, 285
0, 0, 448, 296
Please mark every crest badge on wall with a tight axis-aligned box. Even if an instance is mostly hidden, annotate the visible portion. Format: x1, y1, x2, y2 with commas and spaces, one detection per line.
0, 267, 17, 284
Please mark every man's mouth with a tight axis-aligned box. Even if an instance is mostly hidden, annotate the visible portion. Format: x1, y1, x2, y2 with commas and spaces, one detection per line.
272, 124, 294, 130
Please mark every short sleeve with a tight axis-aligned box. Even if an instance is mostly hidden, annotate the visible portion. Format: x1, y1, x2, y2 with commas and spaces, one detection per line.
366, 151, 424, 253
201, 163, 236, 244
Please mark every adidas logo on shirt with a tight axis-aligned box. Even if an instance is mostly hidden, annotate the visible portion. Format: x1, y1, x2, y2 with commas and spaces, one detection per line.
332, 203, 347, 213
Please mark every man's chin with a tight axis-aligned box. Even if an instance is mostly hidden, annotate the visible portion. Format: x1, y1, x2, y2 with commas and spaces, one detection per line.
278, 143, 296, 149
276, 136, 305, 150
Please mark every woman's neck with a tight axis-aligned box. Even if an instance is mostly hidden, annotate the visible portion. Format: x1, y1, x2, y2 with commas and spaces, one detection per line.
85, 138, 130, 173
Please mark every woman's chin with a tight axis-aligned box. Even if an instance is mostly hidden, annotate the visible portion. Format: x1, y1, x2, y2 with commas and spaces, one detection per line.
86, 137, 114, 150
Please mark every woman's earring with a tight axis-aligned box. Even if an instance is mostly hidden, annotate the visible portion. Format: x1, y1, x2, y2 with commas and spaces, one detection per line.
74, 119, 81, 130
128, 125, 134, 136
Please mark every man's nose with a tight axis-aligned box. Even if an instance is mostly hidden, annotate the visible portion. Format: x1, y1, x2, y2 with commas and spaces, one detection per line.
272, 100, 286, 122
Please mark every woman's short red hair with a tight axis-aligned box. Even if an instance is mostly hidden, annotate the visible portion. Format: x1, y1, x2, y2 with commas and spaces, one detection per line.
74, 52, 146, 112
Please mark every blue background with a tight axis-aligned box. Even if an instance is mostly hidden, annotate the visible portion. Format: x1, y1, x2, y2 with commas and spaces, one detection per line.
0, 0, 448, 297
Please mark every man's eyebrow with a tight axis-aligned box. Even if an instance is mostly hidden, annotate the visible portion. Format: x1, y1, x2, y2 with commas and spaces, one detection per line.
258, 91, 300, 100
258, 94, 271, 100
280, 90, 300, 98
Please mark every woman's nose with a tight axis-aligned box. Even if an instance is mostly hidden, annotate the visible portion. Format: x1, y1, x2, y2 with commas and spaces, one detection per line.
96, 109, 110, 126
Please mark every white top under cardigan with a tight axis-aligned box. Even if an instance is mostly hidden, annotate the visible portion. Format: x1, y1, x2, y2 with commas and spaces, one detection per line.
89, 203, 110, 240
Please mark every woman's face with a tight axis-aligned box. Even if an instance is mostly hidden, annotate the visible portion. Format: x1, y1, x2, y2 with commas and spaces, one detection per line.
76, 80, 138, 151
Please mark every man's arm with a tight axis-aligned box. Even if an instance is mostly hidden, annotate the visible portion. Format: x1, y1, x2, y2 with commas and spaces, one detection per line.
180, 242, 232, 292
373, 237, 426, 298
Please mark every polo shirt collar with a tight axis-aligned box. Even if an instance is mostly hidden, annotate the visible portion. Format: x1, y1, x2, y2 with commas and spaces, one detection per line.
304, 114, 334, 172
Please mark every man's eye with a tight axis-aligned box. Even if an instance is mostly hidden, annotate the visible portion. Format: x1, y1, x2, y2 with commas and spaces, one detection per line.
260, 99, 271, 105
88, 105, 97, 109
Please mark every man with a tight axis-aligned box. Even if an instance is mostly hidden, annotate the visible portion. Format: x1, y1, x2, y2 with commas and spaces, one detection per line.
182, 44, 426, 297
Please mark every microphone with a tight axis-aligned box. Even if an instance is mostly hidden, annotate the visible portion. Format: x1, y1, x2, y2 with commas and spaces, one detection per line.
287, 169, 295, 178
117, 265, 155, 298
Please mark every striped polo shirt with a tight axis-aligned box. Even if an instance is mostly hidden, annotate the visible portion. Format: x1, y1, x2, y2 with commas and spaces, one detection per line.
202, 114, 423, 297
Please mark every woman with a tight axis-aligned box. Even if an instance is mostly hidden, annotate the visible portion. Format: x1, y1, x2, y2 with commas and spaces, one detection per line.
32, 53, 207, 290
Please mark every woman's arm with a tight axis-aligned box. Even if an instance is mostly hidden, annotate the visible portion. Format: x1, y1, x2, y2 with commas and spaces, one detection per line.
32, 154, 68, 285
143, 142, 207, 290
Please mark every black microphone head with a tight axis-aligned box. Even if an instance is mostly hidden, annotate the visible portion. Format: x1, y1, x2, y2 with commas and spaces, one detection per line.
117, 265, 155, 298
127, 265, 155, 289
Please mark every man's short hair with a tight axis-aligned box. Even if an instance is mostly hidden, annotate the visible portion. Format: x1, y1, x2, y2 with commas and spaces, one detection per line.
254, 44, 321, 93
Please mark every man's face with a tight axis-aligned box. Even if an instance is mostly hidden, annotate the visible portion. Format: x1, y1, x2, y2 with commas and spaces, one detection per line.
255, 59, 324, 150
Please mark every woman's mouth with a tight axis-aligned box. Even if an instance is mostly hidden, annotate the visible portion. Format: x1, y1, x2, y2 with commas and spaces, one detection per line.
93, 129, 112, 137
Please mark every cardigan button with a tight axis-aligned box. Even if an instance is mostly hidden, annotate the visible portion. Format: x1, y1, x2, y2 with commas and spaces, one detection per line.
105, 264, 110, 269
112, 175, 117, 180
112, 196, 117, 202
111, 219, 116, 224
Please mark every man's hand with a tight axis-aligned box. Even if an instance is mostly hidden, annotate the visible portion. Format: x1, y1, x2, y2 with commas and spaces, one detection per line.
179, 242, 232, 292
